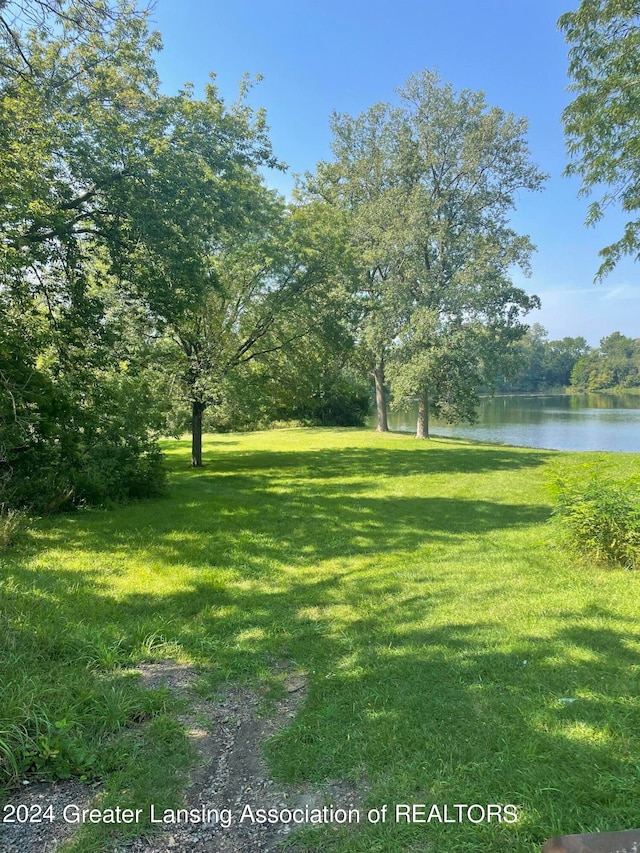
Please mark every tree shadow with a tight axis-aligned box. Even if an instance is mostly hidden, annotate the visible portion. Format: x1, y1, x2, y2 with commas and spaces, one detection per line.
22, 491, 550, 578
8, 435, 634, 852
22, 439, 552, 572
166, 443, 553, 480
4, 555, 636, 852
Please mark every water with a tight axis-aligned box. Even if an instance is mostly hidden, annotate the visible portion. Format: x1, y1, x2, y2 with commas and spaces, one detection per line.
378, 394, 640, 452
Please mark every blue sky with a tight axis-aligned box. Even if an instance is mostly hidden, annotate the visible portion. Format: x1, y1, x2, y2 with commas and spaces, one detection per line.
150, 1, 639, 346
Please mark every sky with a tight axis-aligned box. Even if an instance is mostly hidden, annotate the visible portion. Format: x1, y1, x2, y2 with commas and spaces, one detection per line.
149, 0, 639, 346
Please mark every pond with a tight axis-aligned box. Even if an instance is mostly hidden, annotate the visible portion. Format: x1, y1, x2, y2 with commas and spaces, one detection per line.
376, 393, 640, 452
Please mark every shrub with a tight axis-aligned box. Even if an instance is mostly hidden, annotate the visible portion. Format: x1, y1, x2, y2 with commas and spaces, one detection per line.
2, 369, 166, 513
551, 467, 640, 569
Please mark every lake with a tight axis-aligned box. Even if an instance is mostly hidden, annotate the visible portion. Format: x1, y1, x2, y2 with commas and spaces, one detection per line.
377, 393, 640, 452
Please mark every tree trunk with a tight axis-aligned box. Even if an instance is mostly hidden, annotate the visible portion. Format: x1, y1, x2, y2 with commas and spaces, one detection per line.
191, 401, 205, 467
373, 359, 389, 432
416, 389, 429, 439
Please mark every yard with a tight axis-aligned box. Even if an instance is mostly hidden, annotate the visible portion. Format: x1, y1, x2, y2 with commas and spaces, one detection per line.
1, 429, 638, 852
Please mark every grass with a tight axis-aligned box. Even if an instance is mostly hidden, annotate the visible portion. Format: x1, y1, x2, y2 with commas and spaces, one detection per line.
1, 428, 639, 852
0, 505, 24, 550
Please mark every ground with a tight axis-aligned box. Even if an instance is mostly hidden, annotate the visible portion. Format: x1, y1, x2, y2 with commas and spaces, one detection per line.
1, 660, 363, 853
1, 429, 639, 853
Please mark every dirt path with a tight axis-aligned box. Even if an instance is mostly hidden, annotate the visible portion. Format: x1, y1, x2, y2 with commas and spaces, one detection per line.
1, 662, 364, 853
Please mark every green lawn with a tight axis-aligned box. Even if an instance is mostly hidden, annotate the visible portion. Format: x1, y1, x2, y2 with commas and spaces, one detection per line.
1, 428, 639, 852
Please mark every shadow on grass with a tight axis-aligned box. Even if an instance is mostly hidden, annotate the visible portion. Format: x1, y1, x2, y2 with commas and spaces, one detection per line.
5, 437, 638, 851
160, 442, 553, 479
21, 494, 550, 579
21, 440, 552, 569
3, 558, 639, 852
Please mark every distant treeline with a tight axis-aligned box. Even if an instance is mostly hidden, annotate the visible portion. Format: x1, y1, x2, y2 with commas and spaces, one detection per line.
495, 324, 640, 393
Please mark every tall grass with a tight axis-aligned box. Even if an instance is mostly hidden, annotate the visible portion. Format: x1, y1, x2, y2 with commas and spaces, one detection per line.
0, 505, 23, 551
551, 463, 640, 569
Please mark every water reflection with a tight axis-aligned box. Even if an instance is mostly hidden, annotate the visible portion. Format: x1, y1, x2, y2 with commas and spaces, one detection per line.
377, 394, 640, 452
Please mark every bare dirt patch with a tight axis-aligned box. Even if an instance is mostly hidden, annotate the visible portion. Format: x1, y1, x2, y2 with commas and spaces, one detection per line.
0, 779, 95, 853
118, 661, 364, 853
0, 661, 364, 853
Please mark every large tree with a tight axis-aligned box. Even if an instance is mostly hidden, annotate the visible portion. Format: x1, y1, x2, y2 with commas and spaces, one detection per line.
308, 102, 430, 431
0, 1, 170, 508
0, 0, 282, 500
559, 0, 640, 279
164, 192, 357, 466
310, 71, 545, 436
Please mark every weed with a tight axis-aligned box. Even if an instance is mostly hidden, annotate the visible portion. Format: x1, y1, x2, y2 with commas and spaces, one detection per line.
551, 464, 640, 568
0, 505, 24, 550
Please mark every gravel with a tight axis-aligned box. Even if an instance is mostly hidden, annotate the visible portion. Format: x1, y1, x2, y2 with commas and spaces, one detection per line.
0, 662, 364, 853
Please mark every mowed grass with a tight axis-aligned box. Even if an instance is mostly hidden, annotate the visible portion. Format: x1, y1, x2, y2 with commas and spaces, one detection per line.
1, 428, 639, 852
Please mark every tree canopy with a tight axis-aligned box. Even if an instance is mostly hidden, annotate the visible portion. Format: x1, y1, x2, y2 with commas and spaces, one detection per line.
1, 1, 168, 508
571, 331, 640, 390
308, 71, 545, 436
0, 0, 370, 504
10, 2, 626, 512
559, 0, 640, 279
0, 0, 289, 501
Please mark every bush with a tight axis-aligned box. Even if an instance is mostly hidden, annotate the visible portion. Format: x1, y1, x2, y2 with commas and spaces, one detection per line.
551, 467, 640, 569
2, 368, 166, 513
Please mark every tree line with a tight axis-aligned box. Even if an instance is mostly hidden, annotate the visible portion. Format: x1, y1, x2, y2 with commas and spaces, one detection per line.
494, 325, 640, 393
1, 0, 637, 515
571, 332, 640, 392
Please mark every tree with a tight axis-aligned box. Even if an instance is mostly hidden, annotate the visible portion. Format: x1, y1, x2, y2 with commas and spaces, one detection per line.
506, 323, 549, 392
387, 310, 490, 438
311, 71, 545, 436
542, 335, 590, 388
0, 1, 286, 500
163, 192, 356, 466
571, 331, 640, 390
493, 325, 591, 392
1, 0, 294, 492
102, 78, 289, 467
227, 238, 368, 429
165, 180, 291, 468
559, 0, 640, 279
0, 1, 172, 509
201, 286, 369, 432
306, 102, 416, 432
